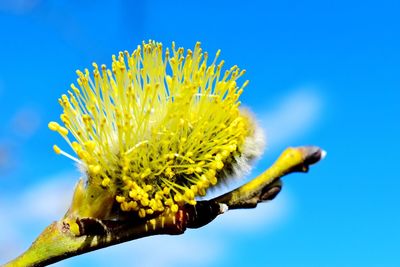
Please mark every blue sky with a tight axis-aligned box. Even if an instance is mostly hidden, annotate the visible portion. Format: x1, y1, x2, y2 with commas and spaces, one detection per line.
0, 0, 399, 266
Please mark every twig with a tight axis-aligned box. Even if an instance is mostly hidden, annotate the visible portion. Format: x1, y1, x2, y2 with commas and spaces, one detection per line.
3, 146, 324, 267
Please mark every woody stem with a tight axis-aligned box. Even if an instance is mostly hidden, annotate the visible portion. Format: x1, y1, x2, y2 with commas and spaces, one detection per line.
3, 146, 324, 267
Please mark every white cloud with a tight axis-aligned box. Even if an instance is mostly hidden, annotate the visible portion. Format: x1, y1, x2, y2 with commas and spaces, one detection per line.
260, 87, 323, 149
0, 171, 78, 264
18, 173, 76, 221
89, 235, 222, 267
0, 200, 22, 262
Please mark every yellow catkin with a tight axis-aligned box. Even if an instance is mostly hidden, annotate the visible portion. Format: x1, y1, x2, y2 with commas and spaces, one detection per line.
50, 41, 259, 218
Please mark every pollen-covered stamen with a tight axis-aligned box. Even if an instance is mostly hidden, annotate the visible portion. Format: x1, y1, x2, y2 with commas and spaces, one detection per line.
50, 41, 263, 219
52, 145, 82, 164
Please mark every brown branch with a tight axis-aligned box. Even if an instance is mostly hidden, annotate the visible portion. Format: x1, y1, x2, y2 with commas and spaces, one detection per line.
3, 146, 325, 267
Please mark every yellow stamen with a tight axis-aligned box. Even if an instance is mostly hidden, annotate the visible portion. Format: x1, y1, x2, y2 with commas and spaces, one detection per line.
49, 41, 262, 219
